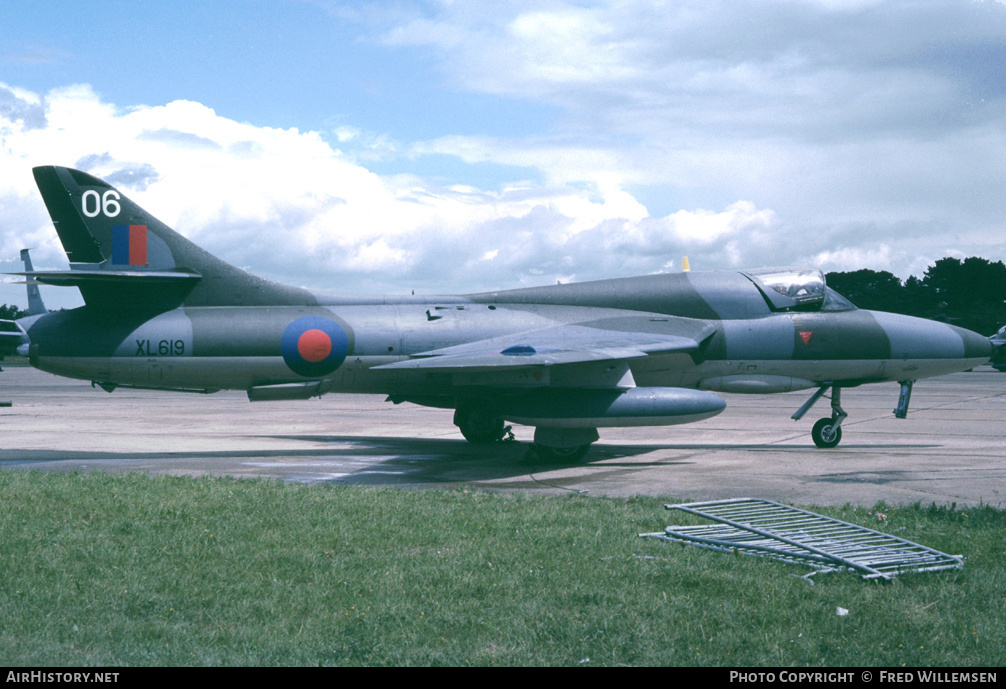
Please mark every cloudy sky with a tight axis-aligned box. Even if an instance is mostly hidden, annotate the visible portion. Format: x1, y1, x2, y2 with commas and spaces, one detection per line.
2, 0, 1005, 309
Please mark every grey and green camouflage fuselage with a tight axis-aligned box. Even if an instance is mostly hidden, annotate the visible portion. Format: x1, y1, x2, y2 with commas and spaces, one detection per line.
16, 166, 995, 456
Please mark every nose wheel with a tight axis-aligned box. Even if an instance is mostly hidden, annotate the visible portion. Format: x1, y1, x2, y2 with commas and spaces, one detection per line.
811, 417, 843, 448
794, 380, 917, 448
794, 384, 847, 449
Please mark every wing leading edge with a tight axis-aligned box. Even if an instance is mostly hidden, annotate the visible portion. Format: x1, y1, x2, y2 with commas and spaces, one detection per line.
375, 318, 717, 377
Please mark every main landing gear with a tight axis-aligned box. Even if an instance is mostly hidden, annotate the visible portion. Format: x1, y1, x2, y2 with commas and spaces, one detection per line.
454, 401, 508, 444
527, 427, 598, 463
453, 401, 595, 462
794, 380, 916, 448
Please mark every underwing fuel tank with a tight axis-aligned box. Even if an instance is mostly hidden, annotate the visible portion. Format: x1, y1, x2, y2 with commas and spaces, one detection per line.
498, 387, 726, 428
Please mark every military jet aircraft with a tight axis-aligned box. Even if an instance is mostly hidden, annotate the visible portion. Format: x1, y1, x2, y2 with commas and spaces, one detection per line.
11, 166, 995, 458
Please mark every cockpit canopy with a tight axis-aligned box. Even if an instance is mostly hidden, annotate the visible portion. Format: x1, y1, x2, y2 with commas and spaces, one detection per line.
743, 268, 855, 313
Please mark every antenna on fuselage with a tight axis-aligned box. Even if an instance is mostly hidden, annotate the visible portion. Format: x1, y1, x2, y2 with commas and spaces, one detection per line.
682, 256, 690, 272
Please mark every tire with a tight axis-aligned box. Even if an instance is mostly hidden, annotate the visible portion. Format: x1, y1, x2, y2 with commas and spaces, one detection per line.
531, 443, 591, 463
812, 418, 842, 449
456, 403, 505, 444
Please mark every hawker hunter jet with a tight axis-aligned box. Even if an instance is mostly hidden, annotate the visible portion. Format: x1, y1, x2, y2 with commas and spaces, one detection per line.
11, 166, 995, 459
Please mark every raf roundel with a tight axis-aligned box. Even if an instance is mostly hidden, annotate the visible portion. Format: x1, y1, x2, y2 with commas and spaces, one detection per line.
281, 316, 349, 377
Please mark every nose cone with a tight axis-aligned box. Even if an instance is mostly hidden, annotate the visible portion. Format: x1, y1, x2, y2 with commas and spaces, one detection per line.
952, 324, 995, 361
870, 311, 993, 375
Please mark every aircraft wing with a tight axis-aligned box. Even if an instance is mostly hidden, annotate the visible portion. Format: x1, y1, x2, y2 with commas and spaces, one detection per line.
374, 317, 716, 373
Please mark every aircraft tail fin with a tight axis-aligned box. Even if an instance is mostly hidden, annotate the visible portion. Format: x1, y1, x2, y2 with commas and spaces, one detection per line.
19, 249, 48, 316
28, 166, 314, 312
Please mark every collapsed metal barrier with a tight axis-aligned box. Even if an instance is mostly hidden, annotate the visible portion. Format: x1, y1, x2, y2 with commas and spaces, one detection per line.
640, 498, 963, 581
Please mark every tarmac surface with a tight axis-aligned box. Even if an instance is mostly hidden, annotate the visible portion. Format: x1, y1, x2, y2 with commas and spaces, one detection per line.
2, 364, 1004, 507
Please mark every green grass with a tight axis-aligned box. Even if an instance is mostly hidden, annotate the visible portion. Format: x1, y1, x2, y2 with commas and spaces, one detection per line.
0, 471, 1003, 666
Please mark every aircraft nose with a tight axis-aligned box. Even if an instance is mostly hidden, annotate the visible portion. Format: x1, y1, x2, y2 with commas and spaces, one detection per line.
871, 311, 993, 368
959, 326, 995, 361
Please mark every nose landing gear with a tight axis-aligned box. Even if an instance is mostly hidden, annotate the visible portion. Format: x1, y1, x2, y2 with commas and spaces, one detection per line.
793, 384, 847, 448
793, 379, 916, 448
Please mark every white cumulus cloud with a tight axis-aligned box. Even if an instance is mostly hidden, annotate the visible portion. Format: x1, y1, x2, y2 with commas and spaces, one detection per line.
1, 82, 780, 309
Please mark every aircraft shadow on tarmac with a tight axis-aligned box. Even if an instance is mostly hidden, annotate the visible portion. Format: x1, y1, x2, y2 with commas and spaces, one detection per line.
2, 436, 699, 484
261, 435, 692, 484
1, 434, 943, 486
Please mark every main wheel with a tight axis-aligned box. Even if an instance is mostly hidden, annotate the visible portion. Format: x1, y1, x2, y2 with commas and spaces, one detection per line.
455, 403, 505, 444
812, 418, 842, 449
530, 443, 591, 463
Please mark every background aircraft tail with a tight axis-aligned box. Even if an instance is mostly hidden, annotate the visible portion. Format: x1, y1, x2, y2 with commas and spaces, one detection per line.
19, 249, 48, 316
29, 166, 315, 312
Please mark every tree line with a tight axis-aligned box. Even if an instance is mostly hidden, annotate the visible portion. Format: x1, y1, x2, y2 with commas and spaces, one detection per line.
826, 256, 1006, 336
0, 304, 28, 321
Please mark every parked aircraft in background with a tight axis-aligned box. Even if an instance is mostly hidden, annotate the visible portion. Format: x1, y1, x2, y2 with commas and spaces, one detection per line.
0, 249, 48, 363
990, 325, 1006, 372
9, 166, 996, 458
0, 320, 21, 362
19, 248, 49, 318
